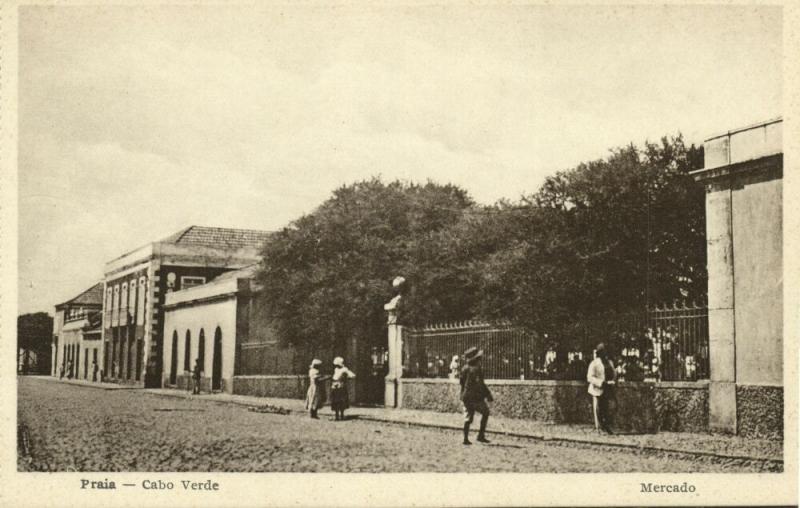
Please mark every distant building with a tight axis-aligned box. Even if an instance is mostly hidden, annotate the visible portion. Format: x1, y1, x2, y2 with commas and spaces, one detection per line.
101, 226, 271, 387
52, 283, 104, 380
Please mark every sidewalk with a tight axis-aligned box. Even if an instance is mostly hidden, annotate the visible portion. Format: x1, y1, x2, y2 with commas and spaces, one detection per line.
31, 375, 141, 390
144, 387, 783, 465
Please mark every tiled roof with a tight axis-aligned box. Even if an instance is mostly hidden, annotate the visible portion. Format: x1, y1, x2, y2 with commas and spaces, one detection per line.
57, 282, 104, 308
159, 226, 272, 250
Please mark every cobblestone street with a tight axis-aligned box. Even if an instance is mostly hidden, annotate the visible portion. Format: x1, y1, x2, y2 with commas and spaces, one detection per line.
17, 377, 779, 473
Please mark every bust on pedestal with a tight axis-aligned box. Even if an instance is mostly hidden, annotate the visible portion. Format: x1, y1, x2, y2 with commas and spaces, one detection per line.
384, 277, 404, 408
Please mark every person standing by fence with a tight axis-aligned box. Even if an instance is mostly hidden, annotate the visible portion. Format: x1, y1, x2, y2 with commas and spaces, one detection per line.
587, 343, 615, 434
601, 352, 617, 434
460, 347, 493, 445
449, 355, 460, 380
305, 359, 329, 419
330, 357, 356, 421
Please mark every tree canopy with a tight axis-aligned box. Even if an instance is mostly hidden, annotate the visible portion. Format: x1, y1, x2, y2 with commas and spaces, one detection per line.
255, 135, 706, 350
18, 312, 54, 352
255, 179, 477, 353
468, 135, 706, 331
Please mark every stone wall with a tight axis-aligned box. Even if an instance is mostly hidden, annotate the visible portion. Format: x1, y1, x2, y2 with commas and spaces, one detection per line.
401, 378, 708, 433
232, 375, 310, 400
737, 385, 783, 439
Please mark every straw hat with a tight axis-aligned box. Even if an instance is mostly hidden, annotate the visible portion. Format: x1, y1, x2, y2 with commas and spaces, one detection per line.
595, 343, 607, 358
310, 359, 322, 368
464, 347, 484, 363
333, 357, 344, 367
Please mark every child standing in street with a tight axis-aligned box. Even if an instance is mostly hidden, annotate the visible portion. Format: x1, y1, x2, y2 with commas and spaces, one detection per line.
460, 347, 493, 445
192, 358, 202, 394
330, 357, 356, 421
305, 359, 329, 419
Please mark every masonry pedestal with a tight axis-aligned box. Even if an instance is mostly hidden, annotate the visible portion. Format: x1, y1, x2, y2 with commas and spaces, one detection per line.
384, 295, 403, 408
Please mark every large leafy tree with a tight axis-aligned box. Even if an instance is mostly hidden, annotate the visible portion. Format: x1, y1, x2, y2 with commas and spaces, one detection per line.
256, 135, 706, 353
255, 179, 477, 356
468, 135, 706, 331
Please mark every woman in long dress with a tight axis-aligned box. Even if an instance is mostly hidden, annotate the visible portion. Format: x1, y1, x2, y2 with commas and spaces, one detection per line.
305, 359, 327, 419
330, 357, 356, 421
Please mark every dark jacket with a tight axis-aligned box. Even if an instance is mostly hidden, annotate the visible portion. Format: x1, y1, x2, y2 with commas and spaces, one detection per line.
460, 364, 492, 403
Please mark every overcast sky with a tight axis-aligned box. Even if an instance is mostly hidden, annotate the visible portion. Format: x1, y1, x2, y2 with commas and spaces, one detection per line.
18, 5, 782, 315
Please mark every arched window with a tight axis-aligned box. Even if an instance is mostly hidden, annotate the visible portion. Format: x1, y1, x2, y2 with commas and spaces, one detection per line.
120, 283, 128, 325
136, 277, 147, 326
105, 287, 113, 325
198, 329, 205, 374
128, 278, 137, 324
112, 284, 120, 326
184, 330, 191, 372
169, 331, 178, 385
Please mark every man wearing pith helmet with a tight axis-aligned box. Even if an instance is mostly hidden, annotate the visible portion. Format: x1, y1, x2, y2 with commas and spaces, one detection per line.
460, 346, 493, 445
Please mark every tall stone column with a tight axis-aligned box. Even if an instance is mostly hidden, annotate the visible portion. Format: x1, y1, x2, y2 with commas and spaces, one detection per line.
705, 181, 737, 433
384, 294, 403, 408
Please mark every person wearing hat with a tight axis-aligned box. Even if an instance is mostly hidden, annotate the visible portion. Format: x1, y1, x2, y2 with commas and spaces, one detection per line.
587, 343, 616, 434
305, 359, 329, 419
330, 357, 356, 421
448, 355, 461, 380
460, 347, 493, 445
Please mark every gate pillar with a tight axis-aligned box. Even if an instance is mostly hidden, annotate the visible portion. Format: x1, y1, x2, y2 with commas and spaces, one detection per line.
384, 293, 403, 408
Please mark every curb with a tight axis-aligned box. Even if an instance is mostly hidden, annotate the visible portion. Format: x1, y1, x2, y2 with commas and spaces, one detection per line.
143, 388, 783, 467
356, 415, 783, 467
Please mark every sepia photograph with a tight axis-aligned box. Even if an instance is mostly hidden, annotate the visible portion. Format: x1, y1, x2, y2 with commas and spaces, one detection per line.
2, 2, 797, 507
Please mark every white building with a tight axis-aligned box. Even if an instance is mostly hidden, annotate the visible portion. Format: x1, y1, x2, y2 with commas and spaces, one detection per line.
52, 282, 104, 380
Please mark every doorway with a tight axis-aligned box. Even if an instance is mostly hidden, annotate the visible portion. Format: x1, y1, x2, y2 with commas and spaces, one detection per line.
212, 327, 223, 391
363, 345, 387, 406
169, 331, 178, 385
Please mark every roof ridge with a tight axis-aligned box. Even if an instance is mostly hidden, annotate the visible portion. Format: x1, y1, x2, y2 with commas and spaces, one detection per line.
187, 225, 272, 233
57, 281, 104, 307
174, 225, 195, 243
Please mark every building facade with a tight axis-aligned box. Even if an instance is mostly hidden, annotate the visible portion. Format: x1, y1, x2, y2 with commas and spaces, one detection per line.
161, 264, 387, 403
101, 226, 271, 387
52, 283, 104, 380
162, 265, 259, 393
692, 118, 783, 438
162, 264, 311, 395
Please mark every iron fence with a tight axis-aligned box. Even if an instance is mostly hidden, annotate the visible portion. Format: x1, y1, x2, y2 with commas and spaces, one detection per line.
402, 302, 709, 382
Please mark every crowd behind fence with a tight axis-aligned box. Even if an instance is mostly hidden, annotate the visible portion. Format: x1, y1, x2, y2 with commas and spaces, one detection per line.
402, 303, 709, 382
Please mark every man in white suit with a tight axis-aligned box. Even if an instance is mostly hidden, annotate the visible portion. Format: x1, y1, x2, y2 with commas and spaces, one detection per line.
587, 343, 615, 434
